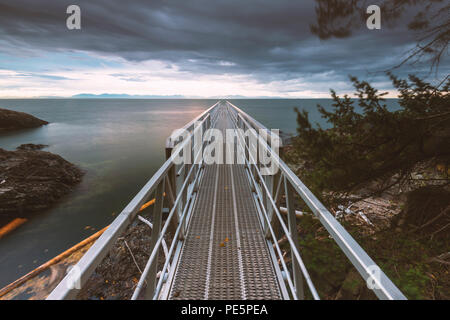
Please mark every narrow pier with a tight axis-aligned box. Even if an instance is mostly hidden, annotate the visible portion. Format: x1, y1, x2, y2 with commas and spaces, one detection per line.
168, 107, 281, 299
46, 101, 406, 300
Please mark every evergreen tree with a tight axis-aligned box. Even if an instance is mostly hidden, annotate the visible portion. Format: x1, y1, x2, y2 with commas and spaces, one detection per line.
289, 74, 450, 201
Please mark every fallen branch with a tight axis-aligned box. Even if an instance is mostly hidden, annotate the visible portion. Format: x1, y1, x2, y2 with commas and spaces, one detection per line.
0, 194, 162, 298
0, 218, 28, 239
123, 240, 144, 275
428, 252, 450, 265
137, 215, 170, 270
410, 205, 449, 233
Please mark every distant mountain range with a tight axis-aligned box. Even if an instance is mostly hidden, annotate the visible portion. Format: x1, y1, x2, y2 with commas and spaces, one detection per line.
71, 93, 286, 99
72, 93, 186, 99
0, 94, 293, 99
71, 93, 283, 99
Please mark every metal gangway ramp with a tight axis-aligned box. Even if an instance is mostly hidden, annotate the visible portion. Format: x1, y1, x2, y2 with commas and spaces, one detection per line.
167, 107, 282, 300
47, 101, 407, 300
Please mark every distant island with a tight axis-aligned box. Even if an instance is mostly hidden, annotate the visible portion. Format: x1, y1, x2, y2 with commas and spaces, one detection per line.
71, 94, 285, 99
72, 93, 186, 99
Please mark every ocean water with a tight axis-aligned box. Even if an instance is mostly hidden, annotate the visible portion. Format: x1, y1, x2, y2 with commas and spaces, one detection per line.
0, 98, 399, 288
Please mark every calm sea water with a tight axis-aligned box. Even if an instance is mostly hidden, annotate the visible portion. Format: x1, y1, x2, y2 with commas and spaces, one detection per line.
0, 98, 398, 288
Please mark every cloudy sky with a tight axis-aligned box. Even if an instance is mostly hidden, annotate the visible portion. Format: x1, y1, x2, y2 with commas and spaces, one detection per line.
0, 0, 447, 98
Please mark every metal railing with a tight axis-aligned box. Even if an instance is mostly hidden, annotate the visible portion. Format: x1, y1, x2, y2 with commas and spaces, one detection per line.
47, 100, 406, 300
225, 101, 406, 300
47, 102, 221, 300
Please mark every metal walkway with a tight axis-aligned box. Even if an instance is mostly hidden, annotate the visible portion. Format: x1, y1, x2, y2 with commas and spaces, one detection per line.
167, 108, 282, 299
47, 101, 407, 300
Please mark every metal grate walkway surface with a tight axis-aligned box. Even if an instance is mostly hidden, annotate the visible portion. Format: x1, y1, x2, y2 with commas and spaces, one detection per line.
167, 107, 282, 300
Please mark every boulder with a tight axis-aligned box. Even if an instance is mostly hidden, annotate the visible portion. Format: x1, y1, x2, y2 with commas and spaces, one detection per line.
0, 146, 83, 219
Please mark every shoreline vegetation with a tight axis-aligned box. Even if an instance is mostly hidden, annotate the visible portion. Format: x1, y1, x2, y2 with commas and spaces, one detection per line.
283, 74, 449, 299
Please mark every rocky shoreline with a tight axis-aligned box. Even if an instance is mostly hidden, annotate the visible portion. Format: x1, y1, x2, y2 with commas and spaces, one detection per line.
0, 108, 83, 226
0, 145, 84, 222
0, 108, 48, 132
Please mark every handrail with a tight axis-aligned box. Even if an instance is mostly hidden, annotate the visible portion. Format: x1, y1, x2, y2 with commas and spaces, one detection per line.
225, 101, 407, 300
47, 102, 220, 300
225, 105, 318, 299
132, 108, 222, 299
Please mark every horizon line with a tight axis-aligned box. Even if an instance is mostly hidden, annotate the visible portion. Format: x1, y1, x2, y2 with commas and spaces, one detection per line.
0, 94, 401, 100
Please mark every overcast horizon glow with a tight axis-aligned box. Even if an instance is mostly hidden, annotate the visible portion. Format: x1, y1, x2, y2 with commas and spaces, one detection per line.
0, 1, 447, 98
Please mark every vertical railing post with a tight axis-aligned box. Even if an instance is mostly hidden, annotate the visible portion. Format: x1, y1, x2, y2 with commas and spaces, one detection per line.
207, 112, 211, 131
270, 145, 286, 240
265, 171, 283, 239
245, 129, 250, 169
165, 143, 180, 237
176, 165, 184, 209
284, 176, 305, 300
263, 174, 274, 233
144, 179, 165, 299
165, 143, 176, 201
182, 166, 190, 230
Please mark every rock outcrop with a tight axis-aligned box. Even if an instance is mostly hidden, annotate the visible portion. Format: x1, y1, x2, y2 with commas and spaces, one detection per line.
0, 108, 48, 132
0, 145, 83, 219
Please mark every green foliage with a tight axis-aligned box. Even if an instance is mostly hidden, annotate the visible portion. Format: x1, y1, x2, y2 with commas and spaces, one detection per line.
398, 266, 429, 299
296, 215, 354, 298
365, 226, 449, 300
287, 73, 450, 299
290, 74, 450, 197
296, 214, 449, 299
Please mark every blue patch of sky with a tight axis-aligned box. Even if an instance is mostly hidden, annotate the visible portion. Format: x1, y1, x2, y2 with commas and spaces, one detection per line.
0, 51, 123, 73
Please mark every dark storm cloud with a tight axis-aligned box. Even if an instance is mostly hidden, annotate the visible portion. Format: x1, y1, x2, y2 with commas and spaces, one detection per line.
0, 0, 445, 87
